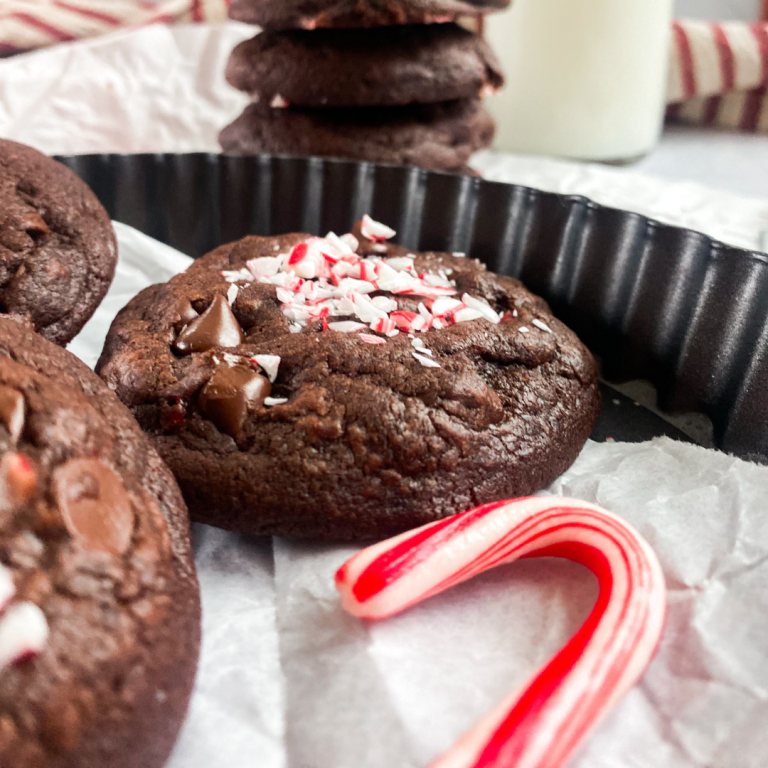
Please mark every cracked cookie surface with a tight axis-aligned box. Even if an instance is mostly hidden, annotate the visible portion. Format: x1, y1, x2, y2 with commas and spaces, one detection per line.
0, 319, 200, 768
0, 140, 116, 346
97, 232, 600, 541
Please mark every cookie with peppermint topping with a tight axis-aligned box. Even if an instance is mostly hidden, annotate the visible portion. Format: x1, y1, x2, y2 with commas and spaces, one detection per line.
226, 24, 504, 108
97, 217, 600, 541
219, 98, 494, 172
0, 319, 200, 768
229, 0, 510, 29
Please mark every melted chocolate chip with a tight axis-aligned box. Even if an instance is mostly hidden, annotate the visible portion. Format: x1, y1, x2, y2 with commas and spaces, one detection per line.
173, 299, 199, 332
174, 294, 244, 354
198, 365, 271, 437
52, 459, 135, 556
0, 385, 24, 442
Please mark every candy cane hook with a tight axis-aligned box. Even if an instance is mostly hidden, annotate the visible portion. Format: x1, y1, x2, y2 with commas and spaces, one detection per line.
335, 497, 667, 768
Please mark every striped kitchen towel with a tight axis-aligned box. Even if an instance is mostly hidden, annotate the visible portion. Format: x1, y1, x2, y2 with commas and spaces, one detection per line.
667, 20, 768, 132
0, 0, 230, 56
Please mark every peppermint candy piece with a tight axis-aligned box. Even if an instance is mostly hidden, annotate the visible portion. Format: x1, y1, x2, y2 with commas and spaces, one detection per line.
413, 352, 441, 368
360, 214, 396, 242
328, 321, 366, 333
0, 602, 49, 670
369, 318, 396, 335
247, 256, 281, 279
462, 294, 501, 324
336, 496, 666, 768
251, 355, 281, 383
324, 232, 355, 256
360, 334, 386, 345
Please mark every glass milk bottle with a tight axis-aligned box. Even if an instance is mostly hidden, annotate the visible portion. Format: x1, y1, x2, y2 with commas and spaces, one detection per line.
484, 0, 673, 162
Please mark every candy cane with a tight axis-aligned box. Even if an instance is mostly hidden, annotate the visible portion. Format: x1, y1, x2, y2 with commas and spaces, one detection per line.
335, 496, 666, 768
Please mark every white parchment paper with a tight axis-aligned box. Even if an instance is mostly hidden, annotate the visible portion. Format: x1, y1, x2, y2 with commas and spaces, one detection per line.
2, 23, 768, 768
66, 223, 768, 768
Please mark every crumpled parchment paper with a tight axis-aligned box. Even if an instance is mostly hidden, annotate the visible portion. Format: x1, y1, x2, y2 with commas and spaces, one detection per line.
2, 22, 768, 768
70, 223, 768, 768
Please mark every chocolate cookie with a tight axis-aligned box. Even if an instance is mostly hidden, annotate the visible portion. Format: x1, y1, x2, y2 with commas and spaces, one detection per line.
0, 318, 200, 768
97, 219, 600, 541
226, 24, 504, 107
0, 140, 117, 346
229, 0, 511, 29
219, 99, 494, 171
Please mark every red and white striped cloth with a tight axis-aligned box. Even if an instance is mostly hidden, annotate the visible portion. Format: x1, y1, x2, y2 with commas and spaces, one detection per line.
0, 0, 229, 56
668, 20, 768, 133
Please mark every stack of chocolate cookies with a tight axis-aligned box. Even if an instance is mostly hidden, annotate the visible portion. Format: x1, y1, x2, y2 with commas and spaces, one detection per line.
219, 0, 509, 173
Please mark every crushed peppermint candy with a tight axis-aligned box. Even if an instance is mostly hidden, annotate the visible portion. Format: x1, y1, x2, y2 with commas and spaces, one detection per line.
410, 338, 434, 356
0, 595, 49, 671
328, 321, 366, 333
413, 352, 441, 368
221, 268, 253, 284
227, 285, 239, 305
251, 355, 281, 382
360, 334, 387, 345
238, 217, 508, 363
519, 326, 530, 334
360, 214, 396, 242
270, 94, 289, 108
264, 397, 288, 407
532, 319, 554, 334
462, 294, 501, 324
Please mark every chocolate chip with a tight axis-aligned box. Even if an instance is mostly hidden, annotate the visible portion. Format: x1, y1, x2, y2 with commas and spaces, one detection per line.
174, 294, 244, 354
173, 298, 199, 332
53, 459, 135, 556
0, 385, 24, 441
198, 364, 271, 437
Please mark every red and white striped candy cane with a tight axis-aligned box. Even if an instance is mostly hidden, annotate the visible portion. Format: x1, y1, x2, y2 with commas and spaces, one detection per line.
335, 496, 667, 768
